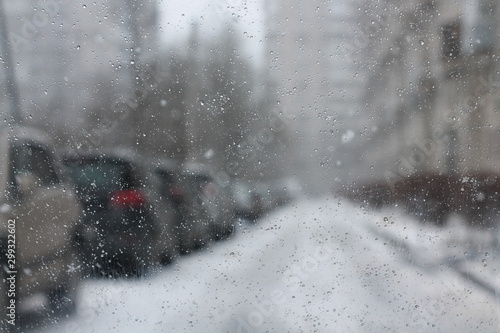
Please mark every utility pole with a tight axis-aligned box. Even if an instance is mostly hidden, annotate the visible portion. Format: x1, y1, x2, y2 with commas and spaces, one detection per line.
0, 0, 22, 124
117, 0, 143, 150
183, 24, 200, 164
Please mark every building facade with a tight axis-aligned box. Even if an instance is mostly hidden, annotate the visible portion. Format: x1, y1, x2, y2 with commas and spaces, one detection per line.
358, 0, 499, 183
1, 0, 160, 146
265, 0, 366, 193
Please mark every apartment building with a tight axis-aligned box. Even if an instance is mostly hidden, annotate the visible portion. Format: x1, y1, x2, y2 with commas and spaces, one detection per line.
265, 0, 366, 193
1, 1, 160, 140
359, 0, 499, 183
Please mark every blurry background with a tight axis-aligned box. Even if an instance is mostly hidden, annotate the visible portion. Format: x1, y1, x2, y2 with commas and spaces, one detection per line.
2, 1, 500, 332
0, 0, 498, 193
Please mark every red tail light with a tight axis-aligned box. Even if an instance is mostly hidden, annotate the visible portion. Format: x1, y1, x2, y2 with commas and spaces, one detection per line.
169, 185, 184, 201
110, 189, 146, 208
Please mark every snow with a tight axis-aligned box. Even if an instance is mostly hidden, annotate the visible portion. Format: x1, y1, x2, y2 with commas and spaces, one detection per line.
34, 196, 500, 332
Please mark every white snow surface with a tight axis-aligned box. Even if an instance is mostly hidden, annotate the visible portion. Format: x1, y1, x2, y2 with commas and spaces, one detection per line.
36, 196, 500, 332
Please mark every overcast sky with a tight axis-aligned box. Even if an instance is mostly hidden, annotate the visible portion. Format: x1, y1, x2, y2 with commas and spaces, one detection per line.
158, 0, 265, 66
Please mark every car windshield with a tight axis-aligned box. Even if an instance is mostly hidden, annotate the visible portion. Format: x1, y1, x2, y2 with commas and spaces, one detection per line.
1, 0, 499, 332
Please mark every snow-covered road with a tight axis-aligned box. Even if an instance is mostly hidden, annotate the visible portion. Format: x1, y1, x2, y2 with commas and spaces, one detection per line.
31, 196, 500, 332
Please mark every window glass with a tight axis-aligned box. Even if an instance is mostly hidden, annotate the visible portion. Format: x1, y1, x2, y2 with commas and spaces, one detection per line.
0, 0, 499, 332
442, 21, 461, 59
11, 143, 59, 186
65, 159, 141, 193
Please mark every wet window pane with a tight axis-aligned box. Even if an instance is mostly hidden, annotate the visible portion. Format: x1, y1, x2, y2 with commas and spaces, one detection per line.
0, 0, 498, 332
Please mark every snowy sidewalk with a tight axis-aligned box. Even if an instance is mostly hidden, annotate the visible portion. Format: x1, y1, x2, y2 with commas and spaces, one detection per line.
34, 196, 500, 333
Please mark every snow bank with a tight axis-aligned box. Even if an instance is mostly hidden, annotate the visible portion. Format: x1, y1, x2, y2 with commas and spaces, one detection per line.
39, 196, 500, 333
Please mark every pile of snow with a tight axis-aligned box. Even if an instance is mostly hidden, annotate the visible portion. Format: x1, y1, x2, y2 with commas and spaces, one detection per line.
37, 196, 499, 333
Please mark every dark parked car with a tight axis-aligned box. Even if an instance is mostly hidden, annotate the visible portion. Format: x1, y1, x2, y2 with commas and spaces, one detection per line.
0, 126, 82, 329
229, 178, 302, 221
157, 162, 236, 254
153, 158, 201, 254
63, 151, 177, 276
156, 162, 212, 254
181, 163, 235, 241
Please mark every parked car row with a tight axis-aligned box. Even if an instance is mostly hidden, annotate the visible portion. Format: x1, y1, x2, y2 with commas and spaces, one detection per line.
0, 126, 301, 330
154, 160, 235, 254
62, 152, 244, 275
230, 177, 302, 220
63, 151, 299, 278
62, 151, 177, 276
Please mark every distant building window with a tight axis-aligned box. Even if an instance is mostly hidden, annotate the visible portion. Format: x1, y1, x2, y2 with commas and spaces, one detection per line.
441, 21, 461, 59
472, 0, 495, 54
478, 0, 494, 15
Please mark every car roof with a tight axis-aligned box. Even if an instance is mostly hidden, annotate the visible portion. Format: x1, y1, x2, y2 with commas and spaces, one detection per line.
181, 162, 214, 174
62, 146, 142, 164
151, 157, 180, 172
1, 125, 55, 148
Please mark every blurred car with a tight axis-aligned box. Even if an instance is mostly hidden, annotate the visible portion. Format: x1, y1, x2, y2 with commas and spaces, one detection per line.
0, 126, 82, 326
178, 163, 235, 245
153, 158, 197, 253
229, 180, 255, 219
200, 174, 235, 240
170, 169, 210, 253
249, 182, 280, 218
231, 183, 266, 221
63, 150, 178, 276
271, 177, 302, 206
248, 178, 303, 219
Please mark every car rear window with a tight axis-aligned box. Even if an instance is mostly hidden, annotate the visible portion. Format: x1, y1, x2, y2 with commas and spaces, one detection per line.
65, 159, 140, 193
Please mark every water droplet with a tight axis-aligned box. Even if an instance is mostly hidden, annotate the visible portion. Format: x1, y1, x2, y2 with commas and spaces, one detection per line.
200, 100, 205, 106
